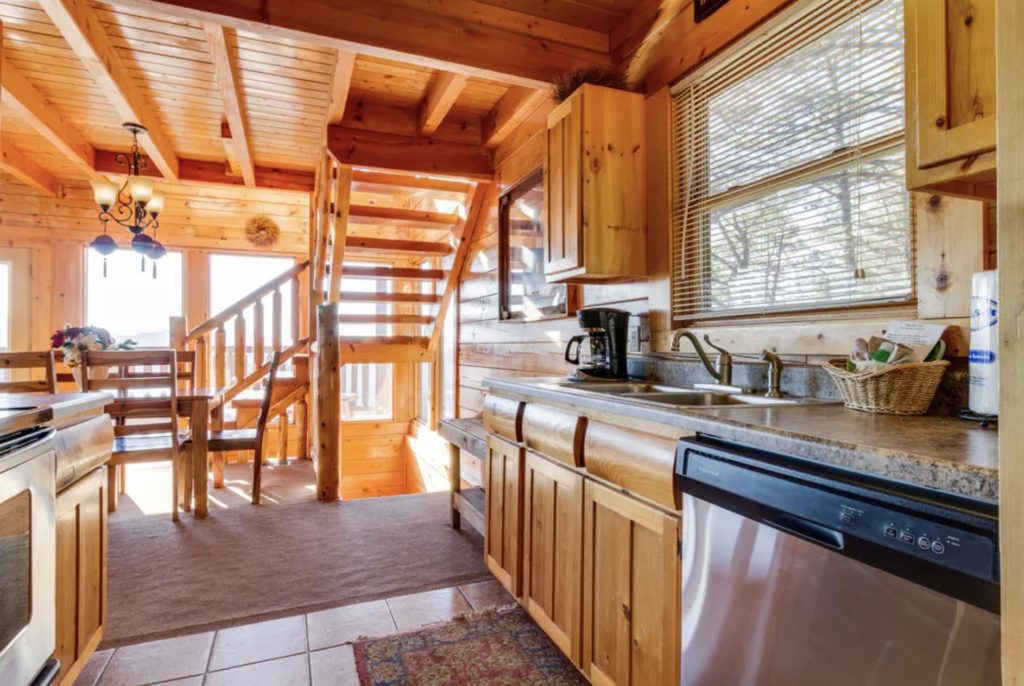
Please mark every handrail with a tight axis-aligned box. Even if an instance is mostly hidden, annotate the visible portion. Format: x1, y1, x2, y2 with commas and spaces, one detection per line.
224, 338, 308, 404
185, 260, 309, 342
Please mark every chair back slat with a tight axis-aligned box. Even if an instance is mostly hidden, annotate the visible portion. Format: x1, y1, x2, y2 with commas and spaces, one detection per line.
0, 351, 57, 393
82, 349, 180, 447
253, 352, 282, 450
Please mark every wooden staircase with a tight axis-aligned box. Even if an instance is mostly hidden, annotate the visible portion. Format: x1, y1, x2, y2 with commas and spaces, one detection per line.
309, 151, 490, 366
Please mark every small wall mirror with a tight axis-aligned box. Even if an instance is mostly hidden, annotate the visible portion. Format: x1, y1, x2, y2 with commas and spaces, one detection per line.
499, 168, 572, 321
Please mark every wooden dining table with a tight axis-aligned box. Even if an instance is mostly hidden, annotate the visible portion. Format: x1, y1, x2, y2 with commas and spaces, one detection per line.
104, 385, 228, 518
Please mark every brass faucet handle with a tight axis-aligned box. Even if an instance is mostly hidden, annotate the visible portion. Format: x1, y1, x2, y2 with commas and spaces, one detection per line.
703, 335, 732, 358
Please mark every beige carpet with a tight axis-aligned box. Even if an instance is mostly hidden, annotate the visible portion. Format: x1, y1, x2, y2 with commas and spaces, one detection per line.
104, 463, 488, 647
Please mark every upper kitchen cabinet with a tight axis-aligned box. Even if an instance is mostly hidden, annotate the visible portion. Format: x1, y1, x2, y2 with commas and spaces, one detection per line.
544, 84, 647, 283
905, 0, 996, 198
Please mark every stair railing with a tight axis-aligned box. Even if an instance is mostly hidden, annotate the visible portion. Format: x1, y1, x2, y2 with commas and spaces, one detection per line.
170, 259, 309, 404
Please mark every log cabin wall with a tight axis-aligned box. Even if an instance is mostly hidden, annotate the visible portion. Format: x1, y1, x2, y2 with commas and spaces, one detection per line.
452, 0, 993, 414
455, 100, 649, 418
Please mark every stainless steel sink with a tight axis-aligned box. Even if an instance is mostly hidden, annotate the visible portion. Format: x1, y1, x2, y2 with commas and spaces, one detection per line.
540, 380, 832, 408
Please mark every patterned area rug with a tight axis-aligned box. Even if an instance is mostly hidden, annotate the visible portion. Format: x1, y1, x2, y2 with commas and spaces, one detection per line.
353, 606, 586, 685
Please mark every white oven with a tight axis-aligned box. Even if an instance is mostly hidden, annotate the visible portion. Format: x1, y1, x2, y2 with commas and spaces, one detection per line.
0, 426, 57, 686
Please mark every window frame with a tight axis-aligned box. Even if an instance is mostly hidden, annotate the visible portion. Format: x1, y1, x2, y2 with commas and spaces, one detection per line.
498, 167, 575, 322
670, 0, 916, 325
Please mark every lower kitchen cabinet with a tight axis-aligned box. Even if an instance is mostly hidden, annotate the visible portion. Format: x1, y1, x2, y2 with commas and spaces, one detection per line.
582, 479, 681, 686
484, 435, 525, 596
522, 451, 585, 664
55, 466, 107, 685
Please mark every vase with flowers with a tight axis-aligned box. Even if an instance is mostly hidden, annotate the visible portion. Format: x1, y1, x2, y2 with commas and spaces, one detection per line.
50, 325, 137, 388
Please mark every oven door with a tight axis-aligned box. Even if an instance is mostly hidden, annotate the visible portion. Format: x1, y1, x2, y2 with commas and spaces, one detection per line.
0, 429, 57, 686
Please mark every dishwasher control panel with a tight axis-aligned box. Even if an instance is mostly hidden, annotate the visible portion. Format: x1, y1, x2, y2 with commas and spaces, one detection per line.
832, 501, 993, 579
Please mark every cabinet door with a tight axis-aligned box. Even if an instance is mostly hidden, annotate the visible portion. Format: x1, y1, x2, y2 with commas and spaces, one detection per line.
56, 467, 107, 686
913, 0, 995, 168
583, 480, 680, 686
484, 435, 524, 596
522, 452, 584, 664
544, 93, 583, 275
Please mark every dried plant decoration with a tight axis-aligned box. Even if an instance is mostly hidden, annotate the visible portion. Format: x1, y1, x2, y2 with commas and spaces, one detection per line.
552, 66, 632, 103
245, 214, 280, 247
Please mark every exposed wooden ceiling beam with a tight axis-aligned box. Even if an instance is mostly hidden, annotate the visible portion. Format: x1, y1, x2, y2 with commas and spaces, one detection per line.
328, 126, 492, 181
327, 50, 357, 126
0, 55, 100, 179
219, 121, 243, 177
38, 0, 180, 180
203, 23, 256, 187
482, 86, 550, 147
0, 134, 59, 196
94, 149, 313, 193
109, 0, 609, 87
419, 72, 469, 136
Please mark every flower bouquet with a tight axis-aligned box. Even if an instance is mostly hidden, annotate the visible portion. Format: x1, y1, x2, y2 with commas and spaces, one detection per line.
50, 325, 137, 387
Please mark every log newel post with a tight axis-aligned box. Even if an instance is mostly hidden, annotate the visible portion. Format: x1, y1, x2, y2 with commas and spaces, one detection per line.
316, 302, 341, 502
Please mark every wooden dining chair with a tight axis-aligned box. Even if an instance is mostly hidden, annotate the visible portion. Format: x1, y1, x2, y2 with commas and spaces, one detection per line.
0, 351, 58, 393
188, 351, 281, 505
80, 349, 189, 522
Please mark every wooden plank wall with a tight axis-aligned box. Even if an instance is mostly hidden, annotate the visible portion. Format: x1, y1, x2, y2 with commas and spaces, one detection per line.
455, 102, 649, 418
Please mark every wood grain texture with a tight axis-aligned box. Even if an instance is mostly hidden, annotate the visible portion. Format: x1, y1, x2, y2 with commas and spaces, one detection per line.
915, 193, 986, 319
522, 451, 585, 665
328, 125, 493, 180
522, 403, 585, 468
582, 479, 680, 686
583, 421, 680, 511
482, 394, 524, 442
997, 1, 1023, 681
315, 302, 341, 501
485, 434, 525, 596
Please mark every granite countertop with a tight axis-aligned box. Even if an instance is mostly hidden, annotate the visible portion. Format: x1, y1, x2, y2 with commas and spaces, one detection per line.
0, 392, 113, 434
483, 377, 999, 504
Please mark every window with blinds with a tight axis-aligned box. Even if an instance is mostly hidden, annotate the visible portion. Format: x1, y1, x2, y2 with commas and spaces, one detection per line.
670, 0, 913, 322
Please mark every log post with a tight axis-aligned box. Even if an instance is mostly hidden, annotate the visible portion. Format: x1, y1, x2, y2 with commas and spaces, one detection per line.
316, 302, 341, 501
169, 316, 187, 351
296, 397, 309, 460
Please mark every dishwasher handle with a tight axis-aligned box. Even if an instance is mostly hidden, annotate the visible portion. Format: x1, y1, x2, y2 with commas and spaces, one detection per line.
763, 512, 844, 551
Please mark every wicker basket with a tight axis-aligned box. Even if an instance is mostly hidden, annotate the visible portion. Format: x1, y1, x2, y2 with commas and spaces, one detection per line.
822, 359, 949, 415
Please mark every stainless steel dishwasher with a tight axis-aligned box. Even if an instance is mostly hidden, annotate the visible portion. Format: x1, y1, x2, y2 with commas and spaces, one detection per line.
675, 436, 1001, 686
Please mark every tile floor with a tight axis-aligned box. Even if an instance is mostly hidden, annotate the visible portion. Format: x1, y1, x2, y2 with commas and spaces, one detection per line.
74, 580, 514, 686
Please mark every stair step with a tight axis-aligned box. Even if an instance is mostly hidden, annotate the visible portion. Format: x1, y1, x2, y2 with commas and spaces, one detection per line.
349, 205, 459, 227
339, 336, 431, 364
339, 314, 435, 325
345, 237, 451, 255
351, 170, 473, 194
338, 292, 441, 304
342, 265, 446, 281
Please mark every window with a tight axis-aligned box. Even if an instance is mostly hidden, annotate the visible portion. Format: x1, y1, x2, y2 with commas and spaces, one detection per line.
499, 169, 569, 321
210, 253, 294, 378
671, 0, 912, 321
339, 262, 393, 421
87, 248, 183, 345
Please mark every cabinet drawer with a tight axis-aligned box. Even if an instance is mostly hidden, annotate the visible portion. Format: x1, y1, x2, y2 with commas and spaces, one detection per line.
522, 404, 585, 467
483, 395, 524, 443
583, 421, 680, 511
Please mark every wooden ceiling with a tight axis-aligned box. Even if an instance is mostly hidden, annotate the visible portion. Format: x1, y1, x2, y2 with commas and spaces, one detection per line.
0, 0, 654, 197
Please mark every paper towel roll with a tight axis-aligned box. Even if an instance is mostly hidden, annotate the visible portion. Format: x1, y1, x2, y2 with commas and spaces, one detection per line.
969, 270, 999, 416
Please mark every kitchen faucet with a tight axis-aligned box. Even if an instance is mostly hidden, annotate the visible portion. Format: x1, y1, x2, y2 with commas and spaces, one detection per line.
670, 329, 733, 387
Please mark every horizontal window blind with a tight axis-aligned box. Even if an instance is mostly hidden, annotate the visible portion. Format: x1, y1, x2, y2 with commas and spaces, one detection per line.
671, 0, 914, 322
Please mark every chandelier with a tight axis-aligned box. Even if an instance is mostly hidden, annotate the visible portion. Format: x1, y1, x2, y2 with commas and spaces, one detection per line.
89, 123, 167, 277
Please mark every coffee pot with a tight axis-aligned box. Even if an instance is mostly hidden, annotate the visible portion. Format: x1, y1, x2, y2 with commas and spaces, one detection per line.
564, 307, 630, 381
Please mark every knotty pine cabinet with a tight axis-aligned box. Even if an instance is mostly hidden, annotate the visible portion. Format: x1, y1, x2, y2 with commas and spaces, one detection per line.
905, 0, 996, 198
484, 434, 525, 596
521, 451, 585, 664
55, 466, 107, 685
582, 480, 681, 686
544, 84, 647, 283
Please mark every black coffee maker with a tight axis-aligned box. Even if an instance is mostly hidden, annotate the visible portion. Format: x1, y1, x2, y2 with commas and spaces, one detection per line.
564, 307, 630, 381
